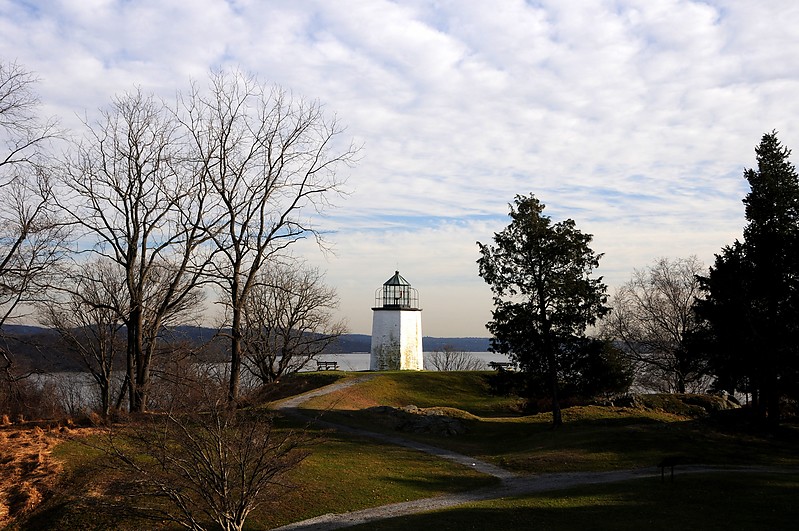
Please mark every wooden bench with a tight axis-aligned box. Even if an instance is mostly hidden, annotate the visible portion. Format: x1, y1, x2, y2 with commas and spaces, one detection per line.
488, 361, 514, 371
316, 361, 339, 371
657, 456, 684, 482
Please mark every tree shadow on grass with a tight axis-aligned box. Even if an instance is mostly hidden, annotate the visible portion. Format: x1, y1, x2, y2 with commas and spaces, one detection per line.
380, 472, 501, 494
350, 473, 799, 531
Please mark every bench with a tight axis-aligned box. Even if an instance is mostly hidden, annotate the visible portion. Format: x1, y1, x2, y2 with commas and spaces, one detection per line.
488, 361, 514, 371
316, 361, 339, 371
657, 456, 684, 482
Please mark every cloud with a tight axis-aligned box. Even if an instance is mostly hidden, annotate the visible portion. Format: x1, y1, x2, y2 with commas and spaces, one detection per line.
1, 0, 797, 335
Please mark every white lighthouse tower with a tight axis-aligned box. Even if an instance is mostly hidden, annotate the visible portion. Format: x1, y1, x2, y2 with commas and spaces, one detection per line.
370, 271, 424, 371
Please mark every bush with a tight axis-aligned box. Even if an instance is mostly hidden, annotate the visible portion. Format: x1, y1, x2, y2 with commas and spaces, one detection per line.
427, 346, 486, 371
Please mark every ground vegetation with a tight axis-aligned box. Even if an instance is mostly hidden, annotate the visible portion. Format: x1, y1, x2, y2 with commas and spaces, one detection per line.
427, 345, 486, 371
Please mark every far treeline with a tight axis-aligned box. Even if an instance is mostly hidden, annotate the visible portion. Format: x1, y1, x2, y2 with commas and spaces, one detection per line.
479, 130, 799, 427
1, 326, 490, 373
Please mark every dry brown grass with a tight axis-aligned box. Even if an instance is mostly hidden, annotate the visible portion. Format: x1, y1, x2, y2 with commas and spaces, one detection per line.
302, 383, 382, 411
0, 422, 95, 527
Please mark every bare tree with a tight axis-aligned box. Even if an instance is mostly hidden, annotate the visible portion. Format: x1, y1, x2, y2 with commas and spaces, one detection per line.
0, 60, 68, 413
241, 261, 346, 384
102, 375, 309, 531
602, 256, 709, 393
38, 259, 127, 417
59, 90, 211, 412
178, 70, 357, 401
0, 60, 59, 172
427, 345, 486, 371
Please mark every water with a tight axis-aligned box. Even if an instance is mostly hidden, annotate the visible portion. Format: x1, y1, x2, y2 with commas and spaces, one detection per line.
34, 352, 512, 413
310, 351, 510, 371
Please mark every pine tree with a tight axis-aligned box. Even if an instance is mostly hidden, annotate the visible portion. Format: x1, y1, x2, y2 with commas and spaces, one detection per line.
477, 194, 608, 426
697, 131, 799, 424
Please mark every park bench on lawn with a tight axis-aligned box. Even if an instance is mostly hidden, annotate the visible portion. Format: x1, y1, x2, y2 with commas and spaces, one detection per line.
316, 360, 339, 371
658, 456, 686, 482
488, 361, 515, 371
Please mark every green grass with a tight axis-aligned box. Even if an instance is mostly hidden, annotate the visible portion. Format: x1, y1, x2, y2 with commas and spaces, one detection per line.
29, 415, 496, 530
297, 372, 799, 474
349, 472, 799, 530
23, 433, 166, 531
301, 371, 522, 417
446, 407, 799, 473
245, 370, 348, 405
14, 371, 799, 529
249, 427, 498, 529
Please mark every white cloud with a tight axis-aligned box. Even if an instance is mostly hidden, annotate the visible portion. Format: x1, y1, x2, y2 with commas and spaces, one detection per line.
2, 0, 798, 335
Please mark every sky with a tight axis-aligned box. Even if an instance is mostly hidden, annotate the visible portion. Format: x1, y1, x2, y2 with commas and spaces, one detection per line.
2, 0, 798, 337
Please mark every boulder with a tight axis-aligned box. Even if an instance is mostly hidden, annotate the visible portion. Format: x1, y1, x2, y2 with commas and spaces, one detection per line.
367, 405, 468, 436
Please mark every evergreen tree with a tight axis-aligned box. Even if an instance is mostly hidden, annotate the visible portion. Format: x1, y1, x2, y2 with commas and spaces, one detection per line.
477, 194, 609, 426
697, 131, 799, 424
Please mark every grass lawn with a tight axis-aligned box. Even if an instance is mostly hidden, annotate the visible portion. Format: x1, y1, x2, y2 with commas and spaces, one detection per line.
25, 414, 496, 530
299, 371, 522, 417
350, 471, 799, 531
10, 371, 799, 529
297, 372, 799, 474
248, 425, 498, 529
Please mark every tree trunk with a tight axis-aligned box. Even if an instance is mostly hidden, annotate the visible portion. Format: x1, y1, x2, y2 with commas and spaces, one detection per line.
676, 373, 686, 394
228, 303, 242, 403
548, 352, 562, 427
126, 326, 136, 412
551, 390, 563, 427
128, 307, 149, 413
767, 391, 780, 428
115, 373, 129, 411
100, 380, 110, 418
765, 370, 780, 428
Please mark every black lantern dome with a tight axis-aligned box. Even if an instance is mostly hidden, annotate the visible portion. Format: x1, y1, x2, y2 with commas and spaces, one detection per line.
374, 271, 419, 309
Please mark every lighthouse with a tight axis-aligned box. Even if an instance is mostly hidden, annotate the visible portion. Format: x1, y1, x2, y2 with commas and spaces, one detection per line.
370, 271, 424, 371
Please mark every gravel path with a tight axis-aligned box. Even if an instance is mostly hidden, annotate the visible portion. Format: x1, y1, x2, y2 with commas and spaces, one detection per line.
271, 375, 785, 530
271, 467, 663, 531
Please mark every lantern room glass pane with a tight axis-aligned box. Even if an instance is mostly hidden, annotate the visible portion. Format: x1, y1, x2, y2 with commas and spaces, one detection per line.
383, 283, 410, 308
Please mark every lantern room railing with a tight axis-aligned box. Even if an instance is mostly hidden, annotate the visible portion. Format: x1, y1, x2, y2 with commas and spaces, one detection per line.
374, 285, 419, 309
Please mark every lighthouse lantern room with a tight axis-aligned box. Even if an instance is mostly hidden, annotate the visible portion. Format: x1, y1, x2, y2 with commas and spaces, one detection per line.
370, 271, 423, 371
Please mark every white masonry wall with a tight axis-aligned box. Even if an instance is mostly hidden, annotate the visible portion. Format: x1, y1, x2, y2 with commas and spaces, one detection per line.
370, 309, 423, 371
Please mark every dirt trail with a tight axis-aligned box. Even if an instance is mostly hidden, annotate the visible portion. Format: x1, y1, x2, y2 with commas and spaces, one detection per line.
273, 375, 664, 530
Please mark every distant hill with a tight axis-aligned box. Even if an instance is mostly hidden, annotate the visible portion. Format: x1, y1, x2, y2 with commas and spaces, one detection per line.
422, 337, 491, 352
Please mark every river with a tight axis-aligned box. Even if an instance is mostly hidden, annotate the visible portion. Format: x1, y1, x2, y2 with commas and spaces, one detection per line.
34, 352, 512, 414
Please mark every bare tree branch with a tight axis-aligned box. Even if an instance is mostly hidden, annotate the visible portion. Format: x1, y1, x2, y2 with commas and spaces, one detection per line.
58, 90, 212, 412
98, 375, 310, 531
0, 60, 69, 415
177, 70, 358, 401
603, 256, 710, 393
241, 261, 347, 384
427, 345, 486, 371
38, 258, 127, 417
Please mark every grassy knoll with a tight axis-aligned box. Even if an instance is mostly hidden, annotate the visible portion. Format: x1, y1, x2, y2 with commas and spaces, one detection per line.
349, 472, 799, 531
299, 370, 522, 416
299, 371, 799, 474
245, 371, 348, 405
